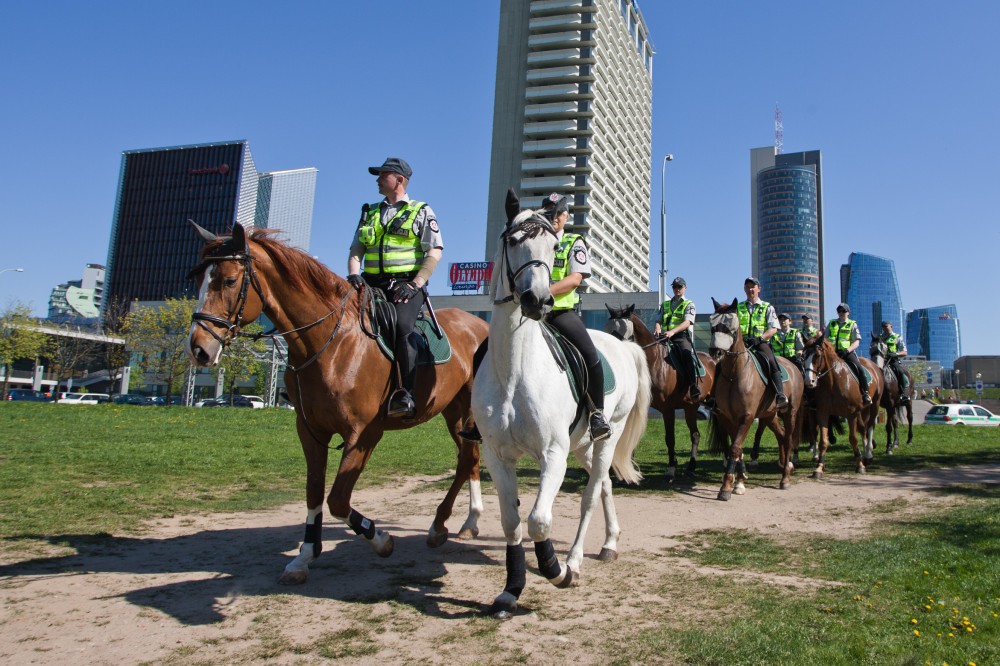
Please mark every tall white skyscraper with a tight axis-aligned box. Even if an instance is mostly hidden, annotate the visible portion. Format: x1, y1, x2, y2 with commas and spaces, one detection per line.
486, 0, 654, 293
255, 167, 318, 251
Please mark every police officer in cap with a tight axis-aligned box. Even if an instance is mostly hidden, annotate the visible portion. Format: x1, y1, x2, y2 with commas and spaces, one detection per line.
826, 303, 872, 405
738, 277, 788, 409
880, 320, 910, 402
347, 157, 443, 419
654, 276, 700, 399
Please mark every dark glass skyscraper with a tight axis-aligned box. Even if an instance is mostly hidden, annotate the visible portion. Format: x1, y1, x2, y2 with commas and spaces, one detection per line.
906, 305, 961, 369
750, 148, 824, 321
840, 252, 904, 338
103, 141, 315, 315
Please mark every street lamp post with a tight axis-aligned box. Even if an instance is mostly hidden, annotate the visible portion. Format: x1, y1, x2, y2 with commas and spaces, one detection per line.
658, 154, 674, 305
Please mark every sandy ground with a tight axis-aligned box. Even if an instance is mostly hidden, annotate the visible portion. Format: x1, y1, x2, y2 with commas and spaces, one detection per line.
1, 462, 997, 665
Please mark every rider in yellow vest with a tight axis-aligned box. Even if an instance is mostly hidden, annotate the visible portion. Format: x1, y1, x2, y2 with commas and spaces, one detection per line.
738, 277, 788, 409
771, 313, 804, 372
459, 194, 611, 443
653, 276, 701, 399
347, 157, 443, 419
880, 320, 910, 403
825, 303, 872, 405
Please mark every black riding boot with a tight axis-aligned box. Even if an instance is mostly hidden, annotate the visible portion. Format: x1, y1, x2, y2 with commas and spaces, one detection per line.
587, 361, 612, 442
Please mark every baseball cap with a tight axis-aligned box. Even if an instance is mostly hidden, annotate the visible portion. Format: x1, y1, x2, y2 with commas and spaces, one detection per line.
744, 276, 760, 285
836, 302, 851, 313
367, 157, 412, 179
671, 276, 687, 287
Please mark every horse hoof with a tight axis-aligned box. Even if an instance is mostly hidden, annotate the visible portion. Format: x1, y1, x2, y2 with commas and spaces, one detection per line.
717, 490, 732, 501
597, 548, 618, 562
278, 569, 308, 585
426, 528, 449, 548
456, 526, 479, 541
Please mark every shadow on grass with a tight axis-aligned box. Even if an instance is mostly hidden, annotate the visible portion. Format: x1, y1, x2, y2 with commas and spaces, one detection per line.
0, 517, 536, 626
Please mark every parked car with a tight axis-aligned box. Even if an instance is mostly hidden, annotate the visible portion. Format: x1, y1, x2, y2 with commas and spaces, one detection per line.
57, 392, 110, 405
924, 403, 1000, 426
6, 389, 50, 402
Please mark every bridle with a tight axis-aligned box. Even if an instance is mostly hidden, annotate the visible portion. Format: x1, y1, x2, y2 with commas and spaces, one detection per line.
495, 210, 556, 305
188, 247, 263, 347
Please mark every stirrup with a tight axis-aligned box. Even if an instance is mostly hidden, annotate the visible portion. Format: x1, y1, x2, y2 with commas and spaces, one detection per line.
589, 411, 612, 442
387, 388, 416, 418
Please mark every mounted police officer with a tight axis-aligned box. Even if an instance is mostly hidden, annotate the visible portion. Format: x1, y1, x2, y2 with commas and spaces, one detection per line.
880, 320, 910, 403
738, 277, 788, 409
346, 157, 443, 420
459, 194, 611, 443
800, 314, 820, 341
826, 303, 872, 405
772, 313, 804, 371
654, 276, 700, 399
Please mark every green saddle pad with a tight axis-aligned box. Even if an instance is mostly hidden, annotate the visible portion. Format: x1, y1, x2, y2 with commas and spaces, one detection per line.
748, 351, 791, 385
376, 315, 452, 366
667, 345, 707, 377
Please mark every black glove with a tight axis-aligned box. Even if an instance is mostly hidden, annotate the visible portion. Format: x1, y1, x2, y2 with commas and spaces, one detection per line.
347, 274, 364, 290
392, 281, 419, 303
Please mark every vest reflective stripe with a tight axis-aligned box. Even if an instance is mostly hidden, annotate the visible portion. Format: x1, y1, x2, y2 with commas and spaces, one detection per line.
661, 298, 692, 329
359, 201, 426, 275
884, 333, 901, 353
771, 330, 798, 358
737, 301, 770, 336
828, 319, 856, 351
551, 233, 582, 310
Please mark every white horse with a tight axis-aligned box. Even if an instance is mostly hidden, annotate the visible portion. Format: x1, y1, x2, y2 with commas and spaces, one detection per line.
472, 190, 651, 620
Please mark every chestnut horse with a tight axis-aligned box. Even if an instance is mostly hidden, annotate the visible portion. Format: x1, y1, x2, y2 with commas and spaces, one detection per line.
869, 333, 915, 451
706, 298, 804, 500
801, 335, 884, 478
186, 222, 488, 584
605, 304, 715, 482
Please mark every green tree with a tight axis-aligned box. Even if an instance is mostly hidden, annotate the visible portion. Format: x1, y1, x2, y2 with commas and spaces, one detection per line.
216, 322, 267, 405
0, 303, 51, 398
122, 298, 196, 401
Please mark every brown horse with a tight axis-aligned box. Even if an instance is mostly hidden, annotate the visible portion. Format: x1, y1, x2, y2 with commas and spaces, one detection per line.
801, 335, 885, 477
605, 304, 715, 483
185, 223, 488, 584
706, 298, 804, 500
869, 333, 914, 451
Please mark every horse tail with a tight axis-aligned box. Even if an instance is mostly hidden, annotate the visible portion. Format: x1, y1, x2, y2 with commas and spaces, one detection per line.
707, 411, 730, 455
610, 342, 650, 485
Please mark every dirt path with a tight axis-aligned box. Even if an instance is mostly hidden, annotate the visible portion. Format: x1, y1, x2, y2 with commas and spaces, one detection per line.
2, 464, 997, 665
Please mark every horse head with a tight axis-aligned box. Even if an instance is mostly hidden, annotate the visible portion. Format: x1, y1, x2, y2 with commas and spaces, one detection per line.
497, 188, 558, 321
604, 303, 635, 340
186, 221, 265, 366
802, 334, 832, 389
707, 297, 741, 361
869, 332, 887, 368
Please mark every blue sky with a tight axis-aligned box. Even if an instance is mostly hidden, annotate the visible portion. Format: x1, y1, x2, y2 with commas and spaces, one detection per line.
2, 1, 997, 355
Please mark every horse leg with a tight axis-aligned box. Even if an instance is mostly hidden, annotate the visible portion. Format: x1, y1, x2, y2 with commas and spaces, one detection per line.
482, 444, 526, 620
664, 409, 678, 483
428, 405, 483, 547
327, 431, 394, 558
685, 406, 701, 478
528, 450, 577, 586
280, 421, 332, 585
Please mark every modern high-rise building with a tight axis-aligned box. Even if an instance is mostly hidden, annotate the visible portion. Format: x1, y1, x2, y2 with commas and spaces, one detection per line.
255, 168, 318, 251
486, 0, 655, 293
750, 147, 825, 321
103, 141, 316, 314
840, 252, 905, 338
906, 305, 962, 370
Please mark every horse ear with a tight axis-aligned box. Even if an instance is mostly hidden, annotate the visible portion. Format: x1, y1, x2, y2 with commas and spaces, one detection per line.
189, 219, 218, 243
231, 222, 247, 253
504, 188, 521, 224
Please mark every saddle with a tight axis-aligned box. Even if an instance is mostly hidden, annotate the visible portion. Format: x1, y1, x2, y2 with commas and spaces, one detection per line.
366, 288, 452, 365
539, 321, 616, 434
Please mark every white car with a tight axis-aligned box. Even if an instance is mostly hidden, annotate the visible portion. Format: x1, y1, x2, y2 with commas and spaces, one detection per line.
924, 403, 1000, 426
57, 392, 109, 405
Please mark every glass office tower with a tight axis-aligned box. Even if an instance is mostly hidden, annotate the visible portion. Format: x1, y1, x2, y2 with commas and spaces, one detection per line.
750, 148, 825, 321
906, 305, 961, 370
840, 252, 904, 338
